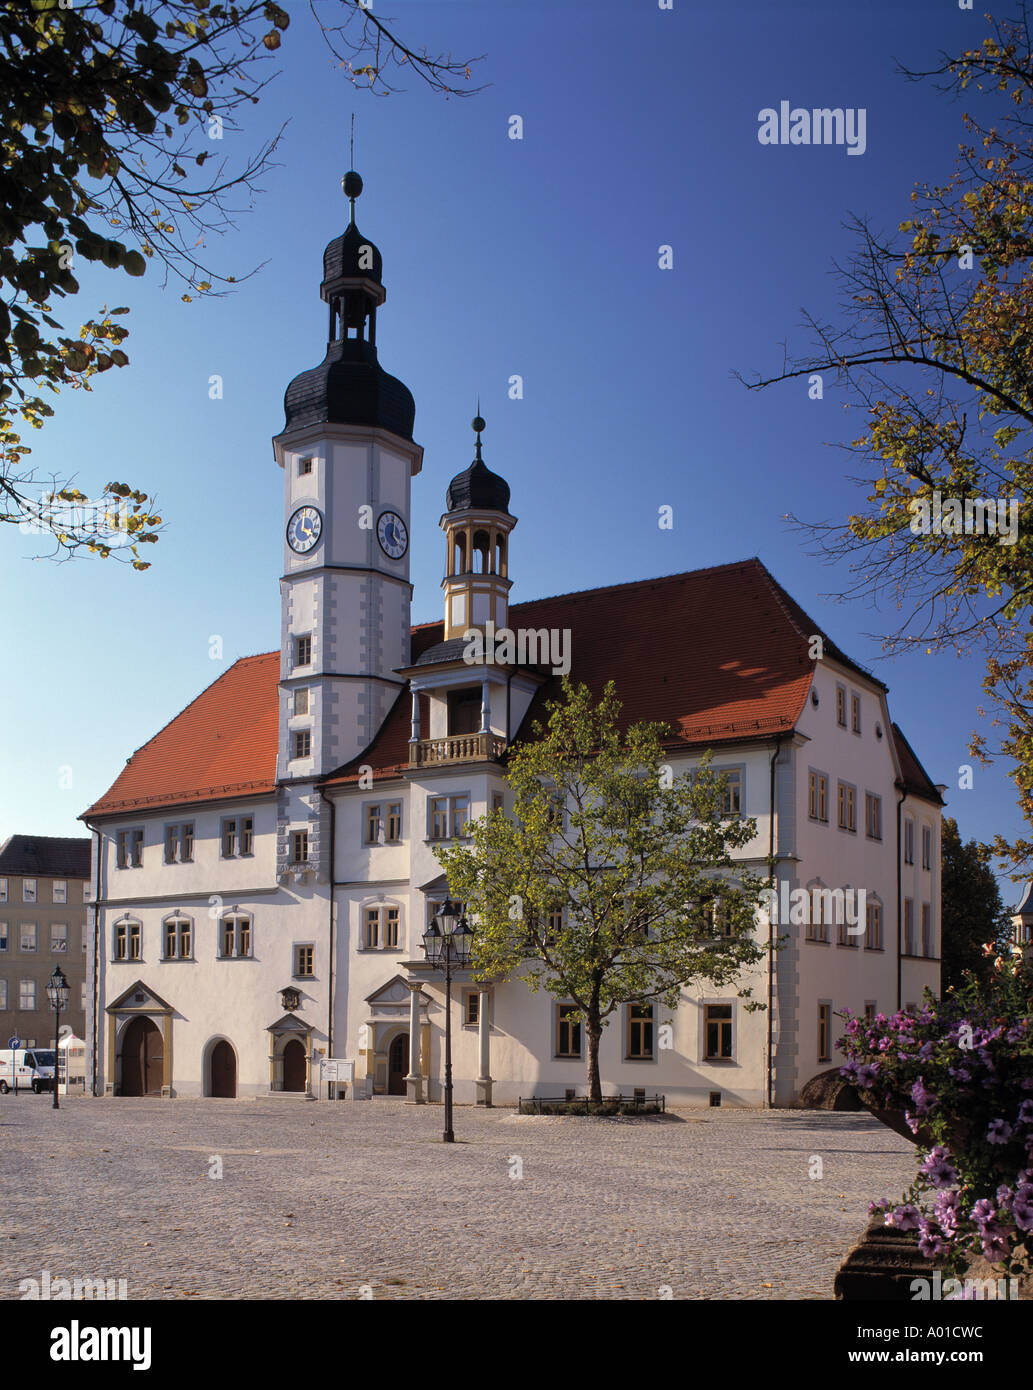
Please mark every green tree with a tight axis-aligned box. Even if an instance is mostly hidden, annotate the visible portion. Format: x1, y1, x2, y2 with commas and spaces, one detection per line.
941, 815, 1013, 989
436, 680, 769, 1104
1, 0, 480, 563
739, 5, 1033, 874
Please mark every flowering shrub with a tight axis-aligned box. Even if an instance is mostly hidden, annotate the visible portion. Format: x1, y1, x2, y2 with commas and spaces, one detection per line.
837, 952, 1033, 1279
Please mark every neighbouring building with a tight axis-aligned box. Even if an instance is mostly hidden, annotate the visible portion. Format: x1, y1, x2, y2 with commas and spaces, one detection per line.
81, 174, 944, 1106
0, 835, 91, 1048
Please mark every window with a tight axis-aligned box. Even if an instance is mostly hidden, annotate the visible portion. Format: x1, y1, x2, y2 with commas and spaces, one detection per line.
50, 924, 68, 953
922, 825, 932, 871
292, 830, 309, 864
865, 793, 882, 841
428, 794, 471, 840
837, 909, 858, 948
921, 903, 933, 957
904, 898, 915, 955
23, 879, 37, 903
808, 771, 828, 823
115, 922, 127, 960
0, 979, 6, 1009
81, 982, 87, 1010
384, 906, 399, 949
851, 693, 861, 734
19, 979, 35, 1011
556, 1004, 582, 1058
0, 923, 6, 951
545, 907, 564, 945
293, 730, 312, 760
20, 922, 37, 953
626, 1003, 655, 1059
222, 819, 237, 858
711, 895, 734, 937
294, 944, 314, 978
294, 688, 310, 716
129, 921, 141, 960
818, 1003, 831, 1062
116, 828, 144, 868
464, 990, 480, 1027
298, 456, 313, 476
364, 907, 379, 950
705, 1003, 733, 1060
904, 818, 915, 865
365, 801, 402, 845
295, 635, 312, 667
0, 878, 6, 903
241, 817, 253, 856
492, 792, 505, 814
836, 685, 847, 727
220, 916, 252, 959
864, 1002, 876, 1024
164, 823, 194, 864
162, 916, 192, 961
837, 782, 856, 832
718, 769, 742, 817
865, 901, 883, 951
53, 880, 67, 904
806, 904, 829, 943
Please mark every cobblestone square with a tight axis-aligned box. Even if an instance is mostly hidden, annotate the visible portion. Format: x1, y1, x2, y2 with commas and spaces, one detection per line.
0, 1097, 919, 1300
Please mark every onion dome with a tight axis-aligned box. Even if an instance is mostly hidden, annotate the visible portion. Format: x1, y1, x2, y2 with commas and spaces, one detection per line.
281, 172, 415, 442
445, 415, 511, 512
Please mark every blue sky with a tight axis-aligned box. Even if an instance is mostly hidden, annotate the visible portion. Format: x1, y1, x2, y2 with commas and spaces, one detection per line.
1, 0, 1024, 899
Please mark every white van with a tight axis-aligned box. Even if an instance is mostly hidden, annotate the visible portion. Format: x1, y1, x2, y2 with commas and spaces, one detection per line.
0, 1048, 57, 1093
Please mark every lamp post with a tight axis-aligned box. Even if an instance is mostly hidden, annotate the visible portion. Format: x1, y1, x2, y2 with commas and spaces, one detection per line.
46, 966, 69, 1111
422, 899, 473, 1143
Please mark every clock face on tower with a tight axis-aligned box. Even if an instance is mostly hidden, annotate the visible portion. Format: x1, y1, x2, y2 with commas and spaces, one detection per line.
377, 509, 408, 559
287, 505, 323, 554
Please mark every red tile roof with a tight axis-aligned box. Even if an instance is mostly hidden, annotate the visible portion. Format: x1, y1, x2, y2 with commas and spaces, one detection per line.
82, 653, 279, 819
80, 558, 937, 815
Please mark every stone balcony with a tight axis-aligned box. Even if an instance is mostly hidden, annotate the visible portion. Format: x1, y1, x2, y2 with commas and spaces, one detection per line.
408, 731, 506, 768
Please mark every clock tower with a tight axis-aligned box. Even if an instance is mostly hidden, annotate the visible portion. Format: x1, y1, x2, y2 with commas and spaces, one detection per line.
272, 171, 423, 794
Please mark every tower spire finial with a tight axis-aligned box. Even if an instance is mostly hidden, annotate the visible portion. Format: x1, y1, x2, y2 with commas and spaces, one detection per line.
342, 120, 362, 227
472, 404, 485, 463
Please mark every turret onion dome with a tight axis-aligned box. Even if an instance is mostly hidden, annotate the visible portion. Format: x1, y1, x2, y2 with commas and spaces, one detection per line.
281, 171, 415, 442
445, 415, 511, 512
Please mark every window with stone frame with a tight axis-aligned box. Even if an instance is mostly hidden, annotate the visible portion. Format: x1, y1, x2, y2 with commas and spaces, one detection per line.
20, 922, 36, 952
865, 793, 882, 841
164, 822, 194, 864
293, 730, 311, 760
555, 1003, 582, 1058
836, 684, 847, 727
428, 794, 470, 841
50, 923, 68, 953
364, 907, 379, 950
22, 878, 36, 903
464, 989, 480, 1026
19, 978, 35, 1010
293, 943, 314, 978
626, 1003, 655, 1059
52, 880, 67, 904
808, 770, 828, 823
865, 900, 883, 951
292, 830, 309, 864
162, 915, 193, 961
718, 769, 742, 817
220, 915, 252, 959
837, 782, 857, 832
705, 1003, 733, 1060
818, 1003, 831, 1062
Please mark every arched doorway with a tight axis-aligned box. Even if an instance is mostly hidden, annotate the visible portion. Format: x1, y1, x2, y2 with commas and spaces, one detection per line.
121, 1017, 163, 1096
210, 1040, 236, 1098
388, 1033, 409, 1095
282, 1038, 307, 1092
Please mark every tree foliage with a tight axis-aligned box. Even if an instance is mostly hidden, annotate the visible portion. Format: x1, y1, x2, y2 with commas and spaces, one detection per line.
436, 680, 769, 1103
740, 5, 1033, 871
0, 0, 480, 565
941, 815, 1014, 989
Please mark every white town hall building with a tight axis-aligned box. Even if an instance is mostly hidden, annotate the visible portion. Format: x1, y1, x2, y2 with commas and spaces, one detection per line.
81, 175, 944, 1108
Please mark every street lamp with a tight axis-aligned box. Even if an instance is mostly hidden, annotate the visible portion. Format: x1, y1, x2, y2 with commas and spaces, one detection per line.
422, 898, 473, 1143
45, 965, 69, 1111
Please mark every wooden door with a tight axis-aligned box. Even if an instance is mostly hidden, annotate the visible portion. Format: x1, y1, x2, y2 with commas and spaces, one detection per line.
121, 1016, 163, 1096
388, 1033, 408, 1095
210, 1040, 236, 1098
282, 1038, 306, 1092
